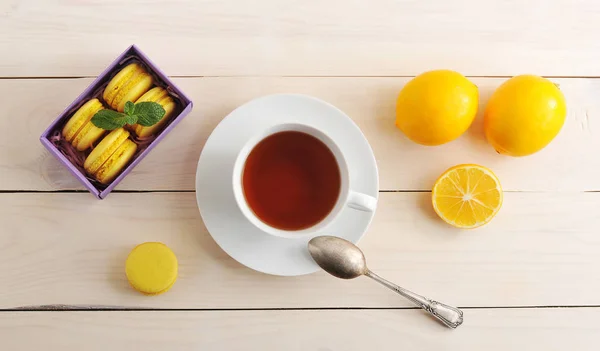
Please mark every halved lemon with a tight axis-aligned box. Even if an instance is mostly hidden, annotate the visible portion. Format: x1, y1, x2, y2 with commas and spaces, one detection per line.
432, 164, 503, 229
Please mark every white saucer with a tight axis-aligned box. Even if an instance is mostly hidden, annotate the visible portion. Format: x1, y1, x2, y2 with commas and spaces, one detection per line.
195, 94, 379, 276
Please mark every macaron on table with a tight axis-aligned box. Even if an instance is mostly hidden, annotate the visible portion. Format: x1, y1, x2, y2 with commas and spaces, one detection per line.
126, 242, 178, 295
3, 1, 600, 350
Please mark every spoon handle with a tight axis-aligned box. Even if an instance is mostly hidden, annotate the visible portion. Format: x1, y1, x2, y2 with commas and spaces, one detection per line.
365, 270, 463, 329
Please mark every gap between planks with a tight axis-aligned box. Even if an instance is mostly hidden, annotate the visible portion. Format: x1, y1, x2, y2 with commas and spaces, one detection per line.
0, 190, 597, 194
3, 305, 600, 312
5, 75, 600, 80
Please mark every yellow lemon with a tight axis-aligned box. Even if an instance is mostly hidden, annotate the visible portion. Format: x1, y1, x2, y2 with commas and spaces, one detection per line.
432, 164, 502, 229
484, 75, 566, 156
395, 70, 478, 146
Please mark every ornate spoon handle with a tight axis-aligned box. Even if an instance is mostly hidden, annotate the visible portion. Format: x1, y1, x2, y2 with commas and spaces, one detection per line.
366, 270, 463, 329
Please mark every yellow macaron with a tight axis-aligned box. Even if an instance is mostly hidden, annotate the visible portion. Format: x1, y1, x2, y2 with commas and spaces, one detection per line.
84, 128, 137, 184
62, 98, 106, 151
103, 63, 154, 112
125, 242, 178, 295
94, 139, 137, 184
133, 87, 176, 137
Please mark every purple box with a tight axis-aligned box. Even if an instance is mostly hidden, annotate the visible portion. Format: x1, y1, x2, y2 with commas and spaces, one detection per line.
40, 45, 193, 199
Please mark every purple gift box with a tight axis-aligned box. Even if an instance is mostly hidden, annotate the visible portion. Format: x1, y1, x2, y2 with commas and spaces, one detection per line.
40, 45, 193, 199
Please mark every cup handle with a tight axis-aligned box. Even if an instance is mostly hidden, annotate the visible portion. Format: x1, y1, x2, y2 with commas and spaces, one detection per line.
347, 190, 377, 212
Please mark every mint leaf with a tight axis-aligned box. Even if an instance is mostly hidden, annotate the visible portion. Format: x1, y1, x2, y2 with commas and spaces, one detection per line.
124, 114, 138, 125
124, 101, 135, 116
134, 101, 165, 127
91, 110, 130, 130
90, 101, 166, 130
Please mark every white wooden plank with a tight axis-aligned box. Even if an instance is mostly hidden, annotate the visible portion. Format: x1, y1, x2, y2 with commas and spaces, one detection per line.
1, 308, 599, 350
2, 77, 598, 191
1, 0, 600, 77
2, 192, 599, 309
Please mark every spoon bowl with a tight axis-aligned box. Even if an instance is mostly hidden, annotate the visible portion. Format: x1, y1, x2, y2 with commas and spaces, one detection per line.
308, 236, 367, 279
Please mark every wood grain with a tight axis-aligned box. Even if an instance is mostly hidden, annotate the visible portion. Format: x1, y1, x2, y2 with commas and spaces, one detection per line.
2, 77, 598, 192
2, 0, 600, 77
1, 308, 599, 350
2, 192, 599, 309
4, 1, 600, 347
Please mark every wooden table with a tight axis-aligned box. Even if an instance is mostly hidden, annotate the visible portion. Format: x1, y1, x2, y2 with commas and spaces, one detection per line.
2, 1, 600, 349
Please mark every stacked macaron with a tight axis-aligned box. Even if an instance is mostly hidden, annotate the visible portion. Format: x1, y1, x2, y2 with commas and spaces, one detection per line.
84, 128, 137, 184
62, 99, 106, 151
132, 87, 176, 137
60, 62, 177, 184
101, 63, 175, 135
103, 63, 154, 112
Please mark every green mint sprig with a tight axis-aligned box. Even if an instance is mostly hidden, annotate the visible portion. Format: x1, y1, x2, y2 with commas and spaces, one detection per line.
91, 101, 166, 130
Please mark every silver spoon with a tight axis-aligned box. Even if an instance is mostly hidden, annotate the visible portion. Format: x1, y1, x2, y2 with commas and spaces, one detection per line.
308, 235, 463, 329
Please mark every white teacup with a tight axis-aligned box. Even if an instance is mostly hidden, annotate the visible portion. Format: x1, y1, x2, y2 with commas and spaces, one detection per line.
232, 123, 377, 238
